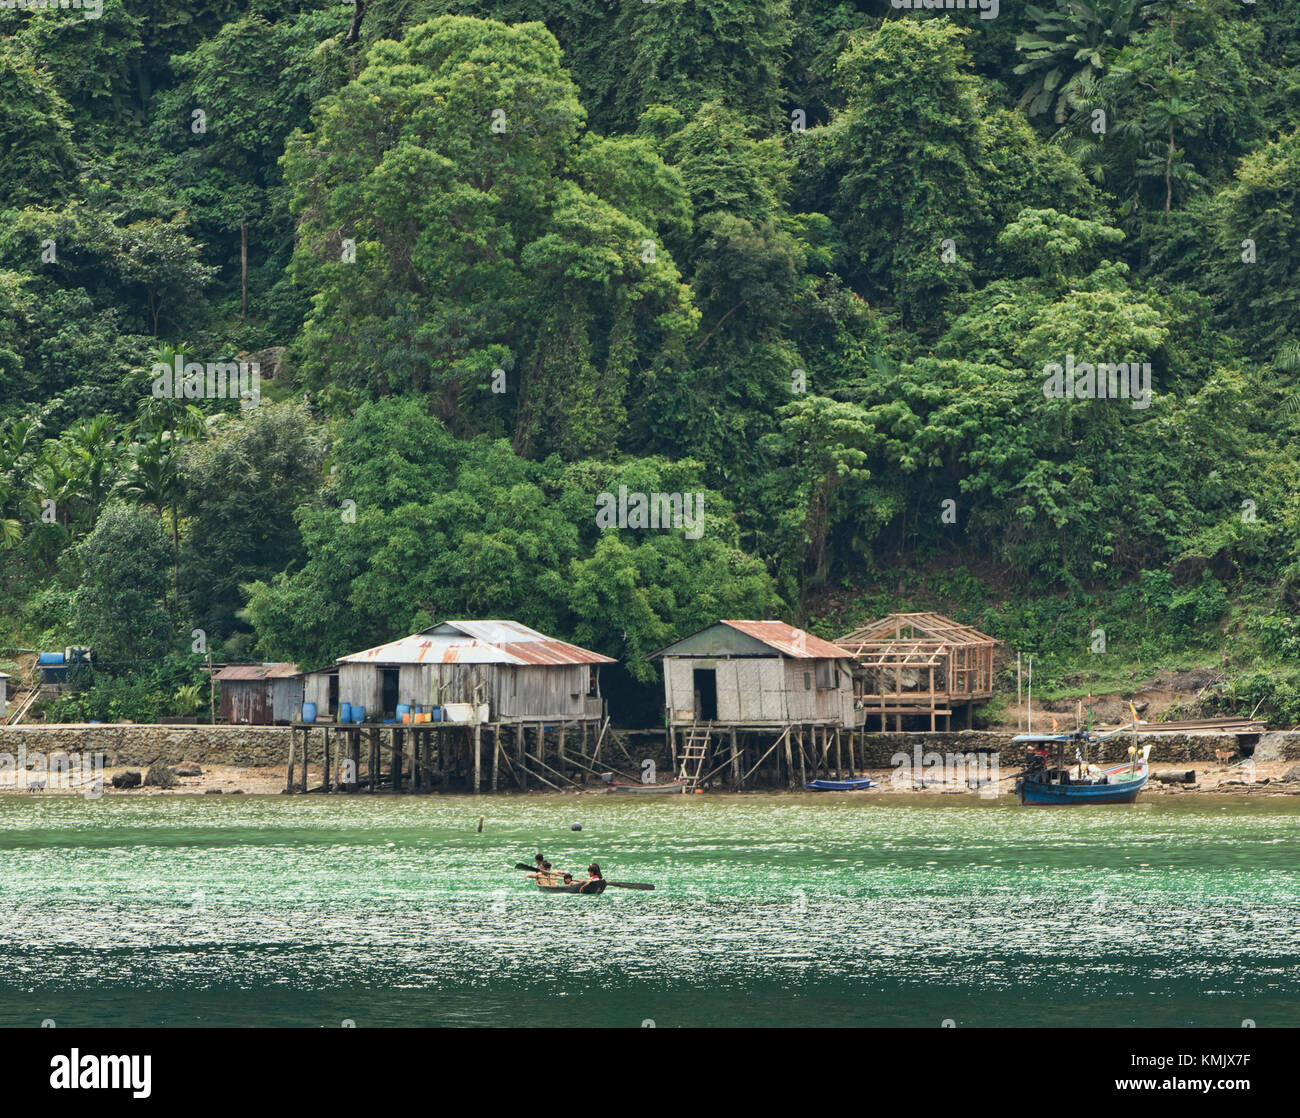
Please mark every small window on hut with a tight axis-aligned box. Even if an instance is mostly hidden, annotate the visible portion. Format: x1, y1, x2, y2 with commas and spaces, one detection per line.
814, 661, 837, 690
804, 671, 812, 690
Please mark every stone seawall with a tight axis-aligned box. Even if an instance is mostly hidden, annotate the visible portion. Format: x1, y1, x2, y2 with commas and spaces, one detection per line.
0, 724, 1294, 773
0, 725, 295, 767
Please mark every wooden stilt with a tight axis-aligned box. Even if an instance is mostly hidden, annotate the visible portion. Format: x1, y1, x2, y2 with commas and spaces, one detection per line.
835, 728, 843, 779
558, 723, 566, 784
412, 730, 422, 791
286, 728, 296, 793
368, 728, 379, 792
300, 728, 309, 793
323, 727, 331, 793
473, 721, 482, 794
349, 730, 360, 792
784, 728, 796, 790
491, 727, 500, 792
393, 727, 405, 792
517, 722, 527, 791
729, 726, 740, 789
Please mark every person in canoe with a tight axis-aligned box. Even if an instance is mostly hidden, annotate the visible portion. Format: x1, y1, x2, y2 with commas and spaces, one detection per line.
533, 859, 558, 886
577, 862, 604, 894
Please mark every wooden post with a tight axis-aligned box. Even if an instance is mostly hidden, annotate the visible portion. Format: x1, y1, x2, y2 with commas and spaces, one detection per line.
729, 726, 740, 789
835, 728, 843, 779
1017, 652, 1023, 731
392, 727, 403, 792
286, 728, 296, 793
491, 727, 500, 792
473, 721, 482, 794
558, 723, 566, 783
300, 728, 308, 793
848, 730, 856, 777
517, 722, 527, 791
368, 728, 379, 792
323, 727, 331, 793
349, 730, 360, 793
412, 730, 421, 791
784, 728, 796, 790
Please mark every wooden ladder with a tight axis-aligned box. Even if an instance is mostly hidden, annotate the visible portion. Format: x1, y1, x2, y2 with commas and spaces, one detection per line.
677, 723, 712, 789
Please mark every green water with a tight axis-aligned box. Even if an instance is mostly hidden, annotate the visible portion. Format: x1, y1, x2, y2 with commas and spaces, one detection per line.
1, 792, 1297, 1027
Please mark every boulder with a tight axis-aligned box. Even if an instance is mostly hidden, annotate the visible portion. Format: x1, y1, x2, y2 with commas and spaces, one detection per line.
144, 762, 177, 788
111, 771, 142, 789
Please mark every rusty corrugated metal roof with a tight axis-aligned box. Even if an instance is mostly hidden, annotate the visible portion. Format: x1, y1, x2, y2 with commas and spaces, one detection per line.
213, 662, 300, 681
719, 620, 850, 659
338, 621, 614, 666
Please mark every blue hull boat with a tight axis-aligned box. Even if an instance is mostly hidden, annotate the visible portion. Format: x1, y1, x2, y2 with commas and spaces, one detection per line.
1013, 732, 1150, 805
1016, 769, 1148, 804
805, 777, 877, 791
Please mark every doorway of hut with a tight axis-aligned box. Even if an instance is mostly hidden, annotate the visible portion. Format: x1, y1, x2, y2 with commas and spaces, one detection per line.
328, 673, 339, 718
381, 668, 399, 720
692, 667, 718, 721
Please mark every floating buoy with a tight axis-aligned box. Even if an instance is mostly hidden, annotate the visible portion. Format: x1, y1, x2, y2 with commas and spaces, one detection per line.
571, 823, 582, 831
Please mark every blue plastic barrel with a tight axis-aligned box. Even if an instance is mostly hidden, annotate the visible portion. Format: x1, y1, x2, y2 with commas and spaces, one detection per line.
38, 652, 64, 665
339, 702, 351, 724
351, 706, 366, 724
430, 706, 442, 723
302, 702, 317, 723
396, 703, 411, 721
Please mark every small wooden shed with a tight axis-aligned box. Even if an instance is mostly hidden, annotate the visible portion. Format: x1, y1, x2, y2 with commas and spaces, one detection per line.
648, 620, 854, 727
214, 663, 303, 724
335, 620, 615, 724
835, 612, 997, 730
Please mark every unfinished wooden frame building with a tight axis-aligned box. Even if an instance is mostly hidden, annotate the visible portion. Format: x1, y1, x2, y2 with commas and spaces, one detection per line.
835, 612, 996, 731
287, 620, 617, 795
648, 620, 861, 789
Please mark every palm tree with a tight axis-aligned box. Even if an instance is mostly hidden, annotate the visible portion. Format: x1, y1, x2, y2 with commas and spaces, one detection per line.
1016, 0, 1151, 123
119, 435, 184, 606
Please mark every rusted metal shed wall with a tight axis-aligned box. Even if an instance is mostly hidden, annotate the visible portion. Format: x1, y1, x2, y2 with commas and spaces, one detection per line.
221, 680, 270, 724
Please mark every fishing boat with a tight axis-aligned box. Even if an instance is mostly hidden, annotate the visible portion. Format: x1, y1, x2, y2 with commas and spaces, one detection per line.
805, 777, 877, 791
607, 779, 689, 794
1014, 730, 1150, 805
537, 879, 606, 894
